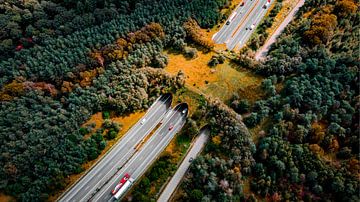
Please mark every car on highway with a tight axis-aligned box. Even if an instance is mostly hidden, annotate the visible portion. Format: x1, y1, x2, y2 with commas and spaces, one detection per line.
189, 157, 194, 162
140, 118, 146, 125
111, 173, 130, 195
263, 0, 270, 9
168, 124, 174, 131
226, 11, 237, 25
240, 2, 245, 6
249, 23, 255, 30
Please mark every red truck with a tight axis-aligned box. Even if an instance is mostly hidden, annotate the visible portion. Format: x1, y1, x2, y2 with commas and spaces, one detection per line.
111, 173, 130, 195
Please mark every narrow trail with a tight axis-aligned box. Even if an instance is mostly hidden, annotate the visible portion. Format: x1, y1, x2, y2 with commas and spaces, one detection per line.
255, 0, 305, 61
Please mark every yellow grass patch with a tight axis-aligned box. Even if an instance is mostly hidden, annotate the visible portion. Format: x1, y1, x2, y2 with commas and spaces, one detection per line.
82, 112, 103, 132
165, 51, 217, 89
149, 185, 157, 195
165, 51, 263, 102
204, 63, 262, 101
111, 112, 146, 134
164, 131, 191, 164
165, 139, 176, 154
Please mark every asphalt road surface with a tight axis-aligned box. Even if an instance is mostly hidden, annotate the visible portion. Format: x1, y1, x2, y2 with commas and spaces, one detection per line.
213, 0, 274, 51
58, 94, 172, 202
255, 0, 305, 60
157, 127, 209, 202
90, 103, 188, 202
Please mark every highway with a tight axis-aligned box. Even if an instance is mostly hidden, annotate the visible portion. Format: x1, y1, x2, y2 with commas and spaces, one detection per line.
255, 0, 305, 60
58, 94, 172, 202
90, 103, 188, 201
213, 0, 274, 51
157, 127, 209, 202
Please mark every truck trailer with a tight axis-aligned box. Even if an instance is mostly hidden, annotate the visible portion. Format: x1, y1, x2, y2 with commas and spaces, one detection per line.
113, 177, 134, 199
226, 12, 237, 25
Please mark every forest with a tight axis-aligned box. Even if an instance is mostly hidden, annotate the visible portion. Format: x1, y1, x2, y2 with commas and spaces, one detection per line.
0, 0, 228, 200
0, 0, 359, 201
178, 0, 359, 201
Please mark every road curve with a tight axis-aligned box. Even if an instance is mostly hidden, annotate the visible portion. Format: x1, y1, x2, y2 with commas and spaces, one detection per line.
157, 127, 209, 202
58, 94, 172, 202
90, 103, 188, 202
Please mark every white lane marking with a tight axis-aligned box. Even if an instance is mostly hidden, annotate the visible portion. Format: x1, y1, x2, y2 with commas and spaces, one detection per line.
214, 1, 246, 42
61, 95, 171, 201
227, 0, 261, 50
132, 116, 184, 178
91, 107, 183, 201
215, 6, 242, 43
86, 107, 170, 200
214, 1, 253, 43
230, 0, 272, 50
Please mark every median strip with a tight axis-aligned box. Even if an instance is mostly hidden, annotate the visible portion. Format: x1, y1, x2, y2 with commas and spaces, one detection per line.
230, 0, 260, 38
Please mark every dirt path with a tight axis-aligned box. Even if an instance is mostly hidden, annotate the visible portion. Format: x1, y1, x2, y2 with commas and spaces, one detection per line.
255, 0, 305, 60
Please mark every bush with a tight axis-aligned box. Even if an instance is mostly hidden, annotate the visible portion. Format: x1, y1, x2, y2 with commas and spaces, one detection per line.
184, 47, 198, 59
105, 129, 117, 140
102, 111, 110, 119
244, 113, 260, 128
190, 189, 204, 201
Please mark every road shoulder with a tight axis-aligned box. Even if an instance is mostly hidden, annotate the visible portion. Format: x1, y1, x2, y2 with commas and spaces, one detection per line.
157, 128, 209, 202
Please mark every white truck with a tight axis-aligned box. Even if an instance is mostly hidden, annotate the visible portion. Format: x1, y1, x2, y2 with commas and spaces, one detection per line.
226, 12, 237, 25
113, 177, 134, 199
263, 0, 271, 9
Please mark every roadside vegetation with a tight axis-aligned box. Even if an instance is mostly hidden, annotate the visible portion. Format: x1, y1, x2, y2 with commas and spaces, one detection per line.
0, 0, 228, 200
263, 0, 301, 41
125, 89, 205, 201
1, 0, 358, 201
47, 111, 144, 200
177, 0, 359, 201
165, 49, 263, 102
247, 0, 284, 51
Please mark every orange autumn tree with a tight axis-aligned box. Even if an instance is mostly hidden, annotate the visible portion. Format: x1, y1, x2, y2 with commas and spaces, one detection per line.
0, 80, 57, 101
183, 18, 214, 50
97, 23, 165, 63
303, 13, 338, 45
0, 80, 25, 101
334, 0, 357, 17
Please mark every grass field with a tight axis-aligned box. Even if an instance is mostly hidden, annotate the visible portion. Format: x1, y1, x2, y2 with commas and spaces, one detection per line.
165, 50, 263, 103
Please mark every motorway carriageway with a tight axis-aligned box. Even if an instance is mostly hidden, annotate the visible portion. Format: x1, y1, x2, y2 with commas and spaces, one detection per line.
213, 0, 274, 51
90, 103, 188, 201
157, 127, 209, 202
58, 94, 172, 202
